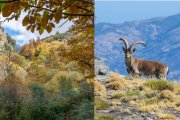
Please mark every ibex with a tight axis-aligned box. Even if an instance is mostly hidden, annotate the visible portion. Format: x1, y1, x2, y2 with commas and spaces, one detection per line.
119, 38, 169, 80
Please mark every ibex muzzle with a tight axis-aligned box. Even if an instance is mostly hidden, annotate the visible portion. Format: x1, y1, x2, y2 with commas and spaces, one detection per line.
119, 38, 169, 80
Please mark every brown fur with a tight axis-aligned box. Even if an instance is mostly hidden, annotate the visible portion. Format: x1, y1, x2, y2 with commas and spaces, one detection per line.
130, 57, 168, 79
119, 38, 169, 80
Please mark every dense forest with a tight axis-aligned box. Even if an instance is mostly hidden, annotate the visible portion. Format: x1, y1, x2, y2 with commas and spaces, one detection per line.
0, 0, 94, 120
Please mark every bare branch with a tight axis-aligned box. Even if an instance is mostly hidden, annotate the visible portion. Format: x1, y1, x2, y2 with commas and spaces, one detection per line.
58, 19, 68, 28
62, 12, 94, 16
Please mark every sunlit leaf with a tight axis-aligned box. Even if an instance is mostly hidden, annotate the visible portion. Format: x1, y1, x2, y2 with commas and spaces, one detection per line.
22, 16, 29, 26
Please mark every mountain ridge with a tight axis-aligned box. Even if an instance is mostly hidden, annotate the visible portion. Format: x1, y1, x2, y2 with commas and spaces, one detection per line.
95, 13, 180, 81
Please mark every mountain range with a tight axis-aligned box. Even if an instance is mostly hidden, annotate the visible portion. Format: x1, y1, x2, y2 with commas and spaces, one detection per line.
95, 13, 180, 82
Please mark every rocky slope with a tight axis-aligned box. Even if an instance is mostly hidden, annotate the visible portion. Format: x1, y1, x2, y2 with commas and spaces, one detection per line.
95, 72, 180, 120
95, 13, 180, 82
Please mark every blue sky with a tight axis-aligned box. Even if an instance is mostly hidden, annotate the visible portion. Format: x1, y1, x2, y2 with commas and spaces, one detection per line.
1, 13, 72, 46
95, 1, 180, 23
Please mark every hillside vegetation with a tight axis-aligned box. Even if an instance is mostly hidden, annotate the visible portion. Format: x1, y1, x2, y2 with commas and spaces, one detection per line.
0, 30, 94, 120
95, 73, 180, 120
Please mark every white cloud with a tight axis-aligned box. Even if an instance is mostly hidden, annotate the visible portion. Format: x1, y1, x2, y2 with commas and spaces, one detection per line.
0, 12, 73, 46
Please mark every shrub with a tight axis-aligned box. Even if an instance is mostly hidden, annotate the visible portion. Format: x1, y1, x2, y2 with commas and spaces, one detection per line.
19, 80, 94, 120
144, 97, 158, 105
111, 93, 124, 99
144, 80, 174, 91
95, 115, 114, 120
95, 97, 109, 110
11, 52, 26, 68
121, 96, 138, 103
145, 91, 158, 98
175, 101, 180, 107
95, 81, 106, 98
53, 32, 65, 40
107, 81, 122, 90
68, 71, 84, 82
45, 71, 82, 93
158, 90, 176, 102
126, 91, 140, 96
157, 112, 176, 119
45, 69, 59, 82
107, 73, 129, 90
58, 74, 78, 98
73, 99, 94, 120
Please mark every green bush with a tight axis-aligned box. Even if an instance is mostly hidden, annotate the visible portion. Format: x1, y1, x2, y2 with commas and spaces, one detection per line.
53, 32, 65, 40
176, 101, 180, 107
112, 93, 124, 99
95, 97, 109, 110
95, 115, 114, 120
73, 99, 94, 120
126, 91, 140, 96
144, 80, 174, 91
45, 69, 59, 82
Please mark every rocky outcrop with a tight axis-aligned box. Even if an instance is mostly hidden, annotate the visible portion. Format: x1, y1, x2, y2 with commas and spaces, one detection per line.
95, 57, 111, 81
0, 27, 8, 52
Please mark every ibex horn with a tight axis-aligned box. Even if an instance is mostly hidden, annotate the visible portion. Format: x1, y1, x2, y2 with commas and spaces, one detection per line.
119, 38, 129, 49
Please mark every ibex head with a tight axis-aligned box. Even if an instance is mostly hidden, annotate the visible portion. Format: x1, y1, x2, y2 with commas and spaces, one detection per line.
119, 38, 146, 59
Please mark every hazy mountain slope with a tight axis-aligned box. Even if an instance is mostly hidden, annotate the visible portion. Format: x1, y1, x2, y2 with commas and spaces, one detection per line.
95, 13, 180, 81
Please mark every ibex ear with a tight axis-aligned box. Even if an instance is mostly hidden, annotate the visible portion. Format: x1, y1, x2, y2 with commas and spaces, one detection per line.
122, 47, 126, 52
132, 48, 136, 53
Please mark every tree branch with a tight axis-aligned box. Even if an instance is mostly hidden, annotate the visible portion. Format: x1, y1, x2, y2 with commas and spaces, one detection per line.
0, 0, 18, 3
63, 0, 75, 10
28, 4, 55, 12
76, 6, 92, 13
58, 19, 68, 28
62, 12, 94, 17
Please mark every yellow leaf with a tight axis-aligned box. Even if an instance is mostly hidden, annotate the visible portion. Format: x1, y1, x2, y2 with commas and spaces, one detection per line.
46, 25, 52, 33
2, 5, 12, 17
50, 23, 55, 28
26, 25, 31, 30
55, 12, 62, 23
31, 26, 35, 33
39, 27, 44, 35
22, 16, 29, 26
20, 1, 29, 7
29, 16, 35, 24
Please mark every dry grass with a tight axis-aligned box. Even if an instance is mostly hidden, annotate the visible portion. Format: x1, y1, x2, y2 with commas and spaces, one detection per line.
95, 115, 114, 120
139, 105, 158, 113
106, 73, 129, 90
95, 97, 110, 110
176, 101, 180, 107
157, 112, 176, 119
95, 81, 107, 98
158, 90, 176, 102
111, 93, 124, 99
96, 72, 180, 119
144, 80, 174, 91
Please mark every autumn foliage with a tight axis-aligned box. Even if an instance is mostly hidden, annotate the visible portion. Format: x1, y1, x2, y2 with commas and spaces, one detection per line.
0, 0, 94, 34
0, 0, 94, 119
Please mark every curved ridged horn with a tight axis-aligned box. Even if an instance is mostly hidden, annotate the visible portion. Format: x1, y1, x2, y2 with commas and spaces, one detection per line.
119, 38, 129, 49
130, 41, 146, 50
